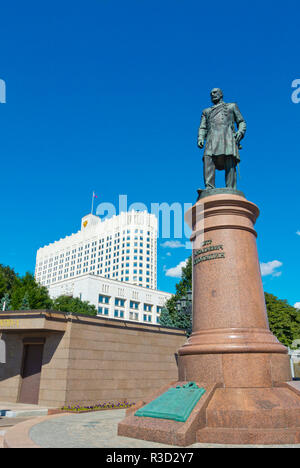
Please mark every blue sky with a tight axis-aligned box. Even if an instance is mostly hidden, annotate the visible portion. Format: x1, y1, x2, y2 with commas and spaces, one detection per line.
0, 1, 299, 306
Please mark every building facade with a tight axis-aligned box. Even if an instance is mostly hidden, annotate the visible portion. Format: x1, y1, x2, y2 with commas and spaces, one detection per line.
0, 310, 186, 407
35, 211, 157, 290
48, 274, 172, 324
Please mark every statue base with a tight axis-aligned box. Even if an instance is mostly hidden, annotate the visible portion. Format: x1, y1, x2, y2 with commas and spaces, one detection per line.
197, 187, 245, 201
118, 380, 300, 446
118, 192, 300, 446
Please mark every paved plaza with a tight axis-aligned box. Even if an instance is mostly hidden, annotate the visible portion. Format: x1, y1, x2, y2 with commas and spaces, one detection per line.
2, 409, 300, 448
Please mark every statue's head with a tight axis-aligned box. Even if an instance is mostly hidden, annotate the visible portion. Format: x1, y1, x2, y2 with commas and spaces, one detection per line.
210, 88, 223, 104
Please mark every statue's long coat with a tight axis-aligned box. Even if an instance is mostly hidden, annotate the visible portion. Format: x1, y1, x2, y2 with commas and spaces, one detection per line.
198, 102, 246, 167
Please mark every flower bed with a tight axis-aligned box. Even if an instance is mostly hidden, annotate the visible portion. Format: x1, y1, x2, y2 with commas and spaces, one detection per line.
48, 401, 135, 415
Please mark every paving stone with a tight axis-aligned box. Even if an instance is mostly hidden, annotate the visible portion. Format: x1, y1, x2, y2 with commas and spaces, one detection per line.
28, 409, 300, 449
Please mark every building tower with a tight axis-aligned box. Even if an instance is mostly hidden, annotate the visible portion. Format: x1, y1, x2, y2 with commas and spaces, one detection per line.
35, 211, 157, 290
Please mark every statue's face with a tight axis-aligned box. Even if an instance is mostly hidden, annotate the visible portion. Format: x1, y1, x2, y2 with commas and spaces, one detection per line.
210, 88, 223, 104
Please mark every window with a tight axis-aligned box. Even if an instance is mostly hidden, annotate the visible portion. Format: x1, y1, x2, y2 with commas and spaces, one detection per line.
157, 306, 163, 314
129, 311, 139, 321
144, 304, 152, 312
98, 307, 109, 316
99, 295, 110, 304
130, 300, 139, 310
114, 310, 124, 318
143, 314, 152, 322
115, 298, 125, 307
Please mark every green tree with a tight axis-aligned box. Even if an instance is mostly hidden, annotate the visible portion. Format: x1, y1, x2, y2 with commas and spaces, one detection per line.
163, 257, 192, 333
159, 307, 175, 327
20, 292, 30, 310
52, 295, 97, 316
265, 293, 300, 347
10, 272, 52, 310
0, 264, 18, 301
0, 293, 11, 311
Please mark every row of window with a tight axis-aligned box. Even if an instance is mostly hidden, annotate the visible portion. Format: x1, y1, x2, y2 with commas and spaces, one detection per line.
98, 295, 162, 313
37, 232, 154, 266
38, 275, 155, 289
97, 306, 161, 323
42, 229, 152, 248
37, 251, 154, 269
37, 264, 154, 275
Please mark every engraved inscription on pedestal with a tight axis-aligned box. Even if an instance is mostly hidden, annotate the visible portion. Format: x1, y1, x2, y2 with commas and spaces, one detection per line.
193, 240, 226, 265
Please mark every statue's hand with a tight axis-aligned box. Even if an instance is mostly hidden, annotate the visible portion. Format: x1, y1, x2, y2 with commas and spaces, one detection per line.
198, 139, 204, 149
234, 132, 243, 145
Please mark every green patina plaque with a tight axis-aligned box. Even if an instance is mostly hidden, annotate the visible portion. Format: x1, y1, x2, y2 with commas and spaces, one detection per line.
135, 382, 206, 422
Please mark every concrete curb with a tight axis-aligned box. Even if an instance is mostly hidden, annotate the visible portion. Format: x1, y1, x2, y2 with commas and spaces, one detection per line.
4, 410, 49, 418
3, 413, 68, 448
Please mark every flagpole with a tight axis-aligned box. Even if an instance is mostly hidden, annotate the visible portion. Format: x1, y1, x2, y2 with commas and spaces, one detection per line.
91, 191, 94, 215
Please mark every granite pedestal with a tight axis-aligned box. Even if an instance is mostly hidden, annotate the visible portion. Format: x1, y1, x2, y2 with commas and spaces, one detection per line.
118, 191, 300, 445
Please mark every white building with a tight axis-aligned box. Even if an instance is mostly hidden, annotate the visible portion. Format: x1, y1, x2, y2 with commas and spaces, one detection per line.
48, 274, 172, 325
35, 211, 157, 290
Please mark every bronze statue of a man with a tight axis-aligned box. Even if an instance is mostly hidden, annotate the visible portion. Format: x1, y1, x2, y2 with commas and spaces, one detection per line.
198, 88, 246, 190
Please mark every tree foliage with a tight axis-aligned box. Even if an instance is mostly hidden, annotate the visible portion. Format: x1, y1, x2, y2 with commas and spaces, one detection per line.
159, 307, 175, 328
10, 272, 52, 310
0, 264, 18, 301
52, 295, 97, 316
20, 292, 31, 310
0, 264, 96, 316
163, 257, 192, 333
0, 293, 11, 311
265, 292, 300, 347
